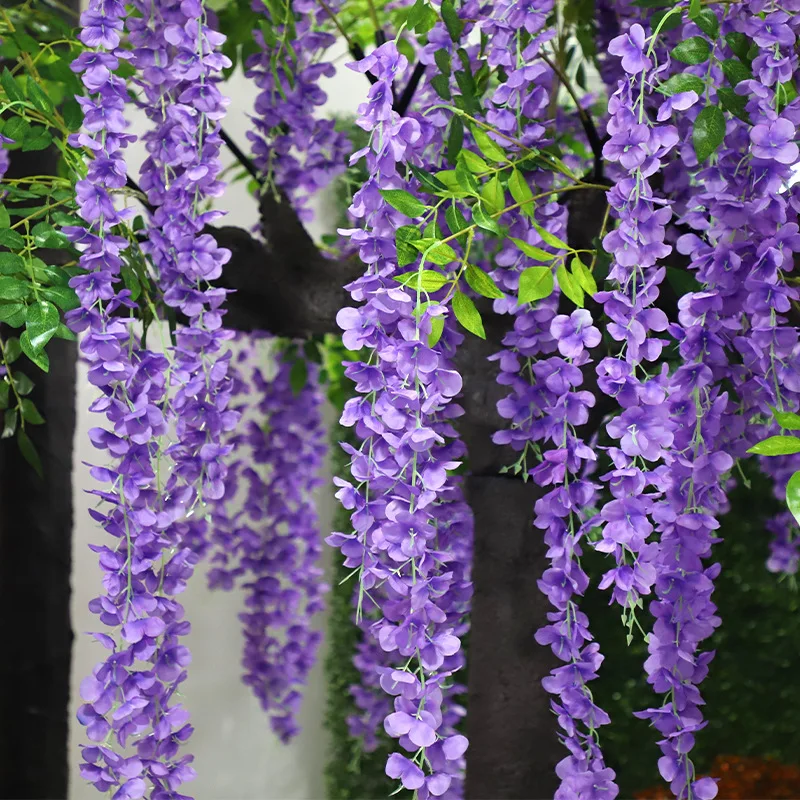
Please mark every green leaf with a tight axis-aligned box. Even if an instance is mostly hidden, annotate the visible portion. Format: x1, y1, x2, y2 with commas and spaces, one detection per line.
720, 58, 751, 87
511, 237, 556, 262
0, 303, 26, 326
19, 398, 44, 425
394, 270, 449, 292
688, 0, 701, 17
518, 266, 554, 304
19, 331, 49, 372
454, 70, 478, 115
692, 9, 719, 38
471, 127, 506, 162
0, 206, 9, 228
434, 49, 452, 77
4, 338, 21, 364
2, 408, 18, 439
440, 0, 464, 41
0, 253, 25, 275
0, 277, 30, 300
428, 315, 445, 347
671, 37, 712, 65
25, 80, 55, 115
571, 257, 598, 296
532, 220, 569, 251
693, 104, 726, 162
465, 264, 504, 299
12, 372, 33, 395
31, 222, 67, 249
406, 0, 427, 29
717, 88, 750, 123
725, 32, 752, 62
455, 160, 480, 194
657, 73, 706, 97
0, 229, 25, 249
396, 225, 422, 267
452, 290, 485, 338
557, 263, 585, 307
3, 116, 29, 142
1, 67, 25, 104
379, 189, 426, 218
413, 238, 459, 266
786, 471, 800, 527
480, 175, 504, 214
17, 429, 42, 478
25, 300, 60, 352
773, 410, 800, 431
447, 116, 464, 163
431, 74, 451, 100
63, 98, 83, 132
747, 435, 800, 456
289, 357, 307, 395
459, 149, 490, 174
508, 169, 534, 217
666, 266, 702, 297
445, 204, 469, 240
0, 380, 8, 409
472, 203, 501, 234
409, 164, 448, 194
41, 285, 79, 311
21, 128, 52, 152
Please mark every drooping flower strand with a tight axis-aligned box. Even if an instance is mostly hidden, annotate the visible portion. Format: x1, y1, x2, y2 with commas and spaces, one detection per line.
245, 0, 349, 219
206, 341, 327, 742
329, 40, 472, 796
67, 1, 205, 796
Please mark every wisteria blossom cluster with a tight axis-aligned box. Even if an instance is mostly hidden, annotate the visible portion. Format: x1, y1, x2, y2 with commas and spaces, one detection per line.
206, 341, 327, 742
37, 0, 800, 796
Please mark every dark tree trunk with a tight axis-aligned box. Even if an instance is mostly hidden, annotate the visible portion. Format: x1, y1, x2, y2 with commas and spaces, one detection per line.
0, 335, 77, 800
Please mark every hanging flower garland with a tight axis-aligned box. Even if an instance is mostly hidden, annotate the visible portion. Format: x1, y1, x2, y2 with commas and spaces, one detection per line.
68, 0, 235, 796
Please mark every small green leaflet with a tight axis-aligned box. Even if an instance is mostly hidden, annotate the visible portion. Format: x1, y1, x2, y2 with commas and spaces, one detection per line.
459, 149, 490, 175
394, 270, 449, 292
445, 205, 469, 241
465, 264, 504, 299
692, 9, 719, 38
452, 290, 485, 338
0, 229, 25, 249
471, 127, 506, 162
720, 58, 751, 87
447, 116, 464, 163
440, 0, 464, 42
508, 169, 534, 217
409, 164, 448, 194
0, 277, 30, 300
786, 471, 800, 526
747, 435, 800, 456
289, 357, 308, 395
557, 263, 585, 307
532, 220, 569, 250
20, 398, 44, 425
17, 429, 43, 477
480, 175, 504, 214
1, 67, 24, 104
428, 315, 445, 347
518, 266, 554, 304
671, 37, 711, 65
455, 160, 480, 194
725, 32, 752, 62
412, 238, 459, 266
511, 237, 555, 262
717, 88, 750, 123
25, 80, 55, 116
25, 300, 60, 352
379, 189, 426, 218
773, 409, 800, 431
657, 73, 705, 97
472, 203, 501, 234
0, 304, 25, 326
396, 225, 422, 267
19, 331, 49, 372
0, 206, 9, 228
0, 253, 24, 275
571, 257, 598, 296
693, 104, 726, 162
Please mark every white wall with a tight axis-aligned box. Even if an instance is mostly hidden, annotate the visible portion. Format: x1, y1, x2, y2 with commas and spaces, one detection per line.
68, 40, 364, 800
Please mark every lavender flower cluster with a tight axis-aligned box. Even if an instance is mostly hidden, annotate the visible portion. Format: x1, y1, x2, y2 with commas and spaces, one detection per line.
67, 0, 236, 797
207, 342, 327, 742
